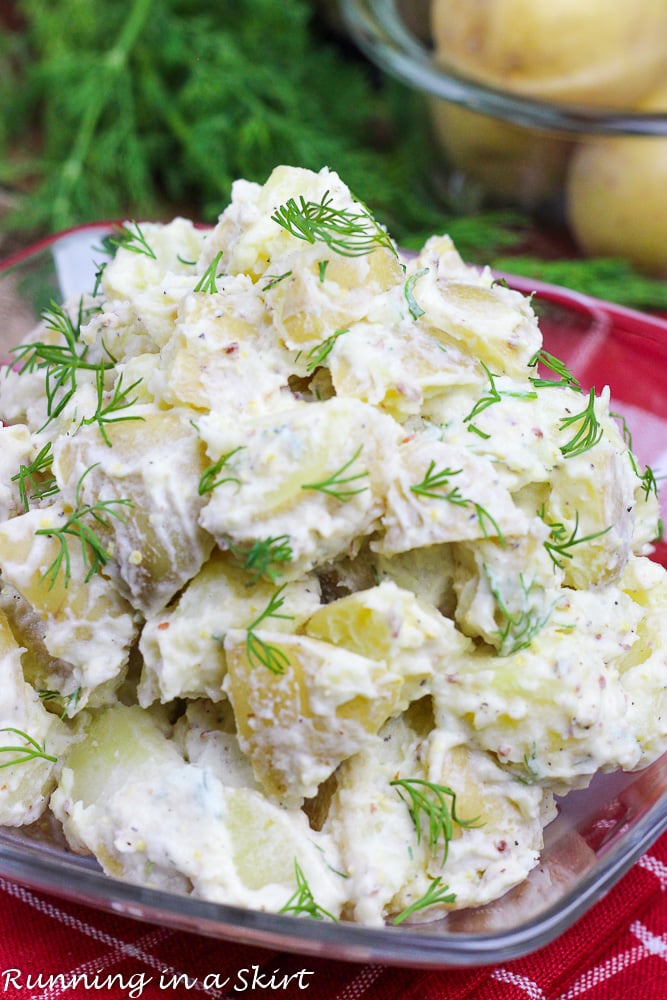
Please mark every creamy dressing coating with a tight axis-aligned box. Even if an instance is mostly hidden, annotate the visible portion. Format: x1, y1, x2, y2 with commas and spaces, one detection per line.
0, 164, 665, 926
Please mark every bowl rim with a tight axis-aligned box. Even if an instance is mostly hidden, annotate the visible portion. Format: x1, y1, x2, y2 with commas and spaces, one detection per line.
340, 0, 667, 136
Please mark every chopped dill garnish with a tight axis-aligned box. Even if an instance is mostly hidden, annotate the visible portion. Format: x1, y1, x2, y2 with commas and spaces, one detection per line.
79, 368, 144, 447
528, 349, 581, 391
271, 191, 397, 258
410, 461, 505, 544
559, 387, 603, 458
245, 584, 294, 674
404, 267, 429, 320
539, 508, 613, 569
279, 860, 338, 921
305, 329, 348, 373
484, 569, 553, 655
198, 447, 244, 496
194, 251, 224, 293
390, 777, 480, 864
464, 361, 537, 430
0, 728, 57, 769
227, 534, 293, 584
262, 270, 292, 291
301, 446, 368, 502
392, 877, 456, 925
11, 442, 59, 511
36, 464, 132, 588
107, 221, 156, 259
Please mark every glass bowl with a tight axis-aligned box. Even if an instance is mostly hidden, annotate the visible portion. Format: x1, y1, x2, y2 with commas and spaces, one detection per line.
339, 0, 667, 275
1, 225, 667, 968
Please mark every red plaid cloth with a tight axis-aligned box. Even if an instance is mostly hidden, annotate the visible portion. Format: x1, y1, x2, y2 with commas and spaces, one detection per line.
0, 830, 665, 999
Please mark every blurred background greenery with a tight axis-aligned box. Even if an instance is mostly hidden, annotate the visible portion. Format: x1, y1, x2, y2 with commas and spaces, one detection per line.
1, 0, 667, 306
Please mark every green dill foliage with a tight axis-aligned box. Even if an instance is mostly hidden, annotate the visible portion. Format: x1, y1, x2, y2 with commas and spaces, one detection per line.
390, 777, 480, 865
404, 267, 429, 320
107, 221, 156, 259
11, 441, 59, 511
262, 271, 292, 292
198, 447, 244, 496
392, 877, 456, 925
11, 298, 110, 429
227, 534, 293, 585
464, 360, 537, 432
301, 446, 368, 502
194, 251, 224, 293
539, 508, 612, 570
36, 464, 132, 588
38, 686, 82, 719
528, 349, 581, 391
485, 569, 553, 655
245, 584, 294, 675
79, 368, 144, 446
559, 387, 603, 458
279, 860, 338, 921
305, 328, 348, 373
410, 462, 505, 544
0, 727, 57, 769
272, 191, 396, 257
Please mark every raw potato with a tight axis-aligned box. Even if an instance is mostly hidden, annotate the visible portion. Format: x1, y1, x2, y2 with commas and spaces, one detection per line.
566, 84, 667, 277
429, 0, 667, 209
431, 0, 667, 106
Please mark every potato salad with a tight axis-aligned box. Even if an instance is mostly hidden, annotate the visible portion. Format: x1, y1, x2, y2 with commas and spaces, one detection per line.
0, 165, 665, 927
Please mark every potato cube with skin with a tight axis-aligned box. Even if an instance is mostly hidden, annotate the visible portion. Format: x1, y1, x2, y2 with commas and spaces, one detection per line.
0, 608, 69, 826
156, 276, 289, 416
328, 320, 483, 422
377, 436, 529, 556
138, 551, 321, 706
432, 586, 647, 791
410, 237, 543, 378
199, 397, 400, 576
223, 628, 407, 806
305, 580, 473, 708
618, 557, 667, 767
51, 703, 347, 916
52, 408, 215, 616
0, 504, 137, 702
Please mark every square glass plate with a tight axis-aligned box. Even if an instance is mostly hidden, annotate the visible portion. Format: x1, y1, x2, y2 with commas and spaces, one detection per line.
1, 225, 667, 969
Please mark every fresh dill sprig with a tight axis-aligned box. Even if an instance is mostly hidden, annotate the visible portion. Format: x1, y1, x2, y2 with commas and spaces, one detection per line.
485, 569, 553, 656
271, 191, 397, 258
107, 221, 156, 259
79, 368, 144, 447
198, 447, 244, 496
464, 360, 537, 430
559, 387, 603, 458
279, 860, 338, 921
410, 462, 505, 544
36, 465, 132, 588
539, 509, 613, 569
227, 534, 293, 584
305, 329, 348, 373
528, 349, 581, 391
301, 446, 368, 502
262, 270, 292, 291
0, 727, 57, 769
38, 686, 82, 719
11, 442, 59, 512
410, 462, 465, 504
404, 267, 429, 320
194, 251, 224, 293
392, 877, 456, 925
390, 777, 480, 865
10, 299, 111, 428
245, 584, 294, 674
627, 453, 660, 501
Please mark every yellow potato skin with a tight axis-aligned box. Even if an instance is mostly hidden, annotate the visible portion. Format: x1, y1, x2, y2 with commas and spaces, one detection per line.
431, 0, 667, 106
566, 85, 667, 277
